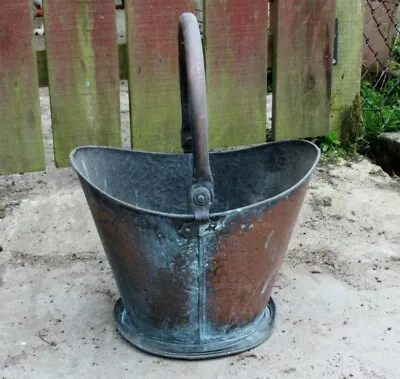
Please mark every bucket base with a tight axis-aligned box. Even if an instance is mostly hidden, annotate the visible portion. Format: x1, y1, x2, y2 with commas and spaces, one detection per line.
114, 297, 276, 360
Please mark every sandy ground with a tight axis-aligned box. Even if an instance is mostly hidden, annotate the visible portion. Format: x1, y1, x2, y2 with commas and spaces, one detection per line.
1, 85, 400, 378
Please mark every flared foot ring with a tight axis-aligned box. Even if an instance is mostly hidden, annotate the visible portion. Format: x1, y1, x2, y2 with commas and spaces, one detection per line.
114, 297, 276, 360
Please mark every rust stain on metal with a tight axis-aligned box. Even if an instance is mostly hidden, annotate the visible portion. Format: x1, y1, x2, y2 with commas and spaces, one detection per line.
207, 184, 309, 327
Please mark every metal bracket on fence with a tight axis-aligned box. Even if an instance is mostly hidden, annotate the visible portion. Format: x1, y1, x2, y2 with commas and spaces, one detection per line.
333, 18, 339, 66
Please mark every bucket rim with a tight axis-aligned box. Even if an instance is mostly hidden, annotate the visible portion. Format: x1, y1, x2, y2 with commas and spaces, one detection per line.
69, 139, 320, 220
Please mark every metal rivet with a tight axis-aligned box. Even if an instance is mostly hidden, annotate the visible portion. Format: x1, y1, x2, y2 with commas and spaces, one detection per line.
192, 187, 210, 206
194, 193, 207, 205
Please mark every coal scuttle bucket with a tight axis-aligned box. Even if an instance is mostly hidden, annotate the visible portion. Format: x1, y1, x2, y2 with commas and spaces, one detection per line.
70, 13, 320, 359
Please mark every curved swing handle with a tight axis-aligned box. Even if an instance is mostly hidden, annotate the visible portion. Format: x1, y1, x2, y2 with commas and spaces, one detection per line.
179, 13, 214, 220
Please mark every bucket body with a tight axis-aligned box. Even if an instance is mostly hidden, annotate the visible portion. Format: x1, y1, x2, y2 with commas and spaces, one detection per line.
70, 12, 320, 359
70, 140, 319, 358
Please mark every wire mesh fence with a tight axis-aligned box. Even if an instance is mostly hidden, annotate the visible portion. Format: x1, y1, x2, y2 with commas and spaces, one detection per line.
361, 0, 400, 140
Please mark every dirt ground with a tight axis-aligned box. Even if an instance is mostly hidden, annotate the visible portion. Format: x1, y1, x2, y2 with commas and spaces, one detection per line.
1, 84, 400, 378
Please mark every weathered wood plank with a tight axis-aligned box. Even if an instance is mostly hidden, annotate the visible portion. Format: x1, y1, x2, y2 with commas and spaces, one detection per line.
272, 0, 336, 140
268, 0, 275, 70
330, 0, 364, 140
44, 0, 121, 167
0, 0, 45, 174
125, 0, 196, 151
37, 43, 128, 88
204, 0, 269, 148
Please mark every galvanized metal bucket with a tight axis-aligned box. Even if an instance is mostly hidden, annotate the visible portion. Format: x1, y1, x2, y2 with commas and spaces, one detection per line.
70, 13, 320, 359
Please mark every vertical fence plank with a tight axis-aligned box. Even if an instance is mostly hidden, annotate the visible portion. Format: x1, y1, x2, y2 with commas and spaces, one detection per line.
272, 0, 336, 140
330, 0, 364, 139
0, 0, 44, 174
204, 0, 269, 148
126, 0, 196, 151
44, 0, 120, 167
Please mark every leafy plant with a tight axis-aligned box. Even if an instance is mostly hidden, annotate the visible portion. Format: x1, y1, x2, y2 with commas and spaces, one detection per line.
389, 60, 400, 71
360, 78, 400, 142
392, 36, 400, 63
319, 131, 347, 161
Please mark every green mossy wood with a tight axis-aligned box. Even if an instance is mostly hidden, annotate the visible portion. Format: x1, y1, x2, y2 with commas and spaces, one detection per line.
0, 0, 45, 174
37, 43, 128, 88
44, 0, 121, 167
272, 0, 336, 140
125, 0, 196, 151
204, 0, 269, 148
330, 0, 364, 141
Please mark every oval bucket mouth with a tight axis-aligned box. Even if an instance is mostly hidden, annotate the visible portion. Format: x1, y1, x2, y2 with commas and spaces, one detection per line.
70, 139, 320, 219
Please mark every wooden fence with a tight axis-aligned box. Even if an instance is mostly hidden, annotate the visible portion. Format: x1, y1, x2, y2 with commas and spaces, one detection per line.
0, 0, 340, 175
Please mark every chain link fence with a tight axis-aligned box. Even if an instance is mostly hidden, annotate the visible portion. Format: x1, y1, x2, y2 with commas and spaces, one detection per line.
361, 0, 400, 140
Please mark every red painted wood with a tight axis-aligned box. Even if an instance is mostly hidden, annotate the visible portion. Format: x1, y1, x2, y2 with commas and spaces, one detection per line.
272, 0, 336, 140
125, 0, 196, 151
44, 0, 121, 167
268, 0, 275, 68
205, 0, 269, 148
0, 0, 44, 174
